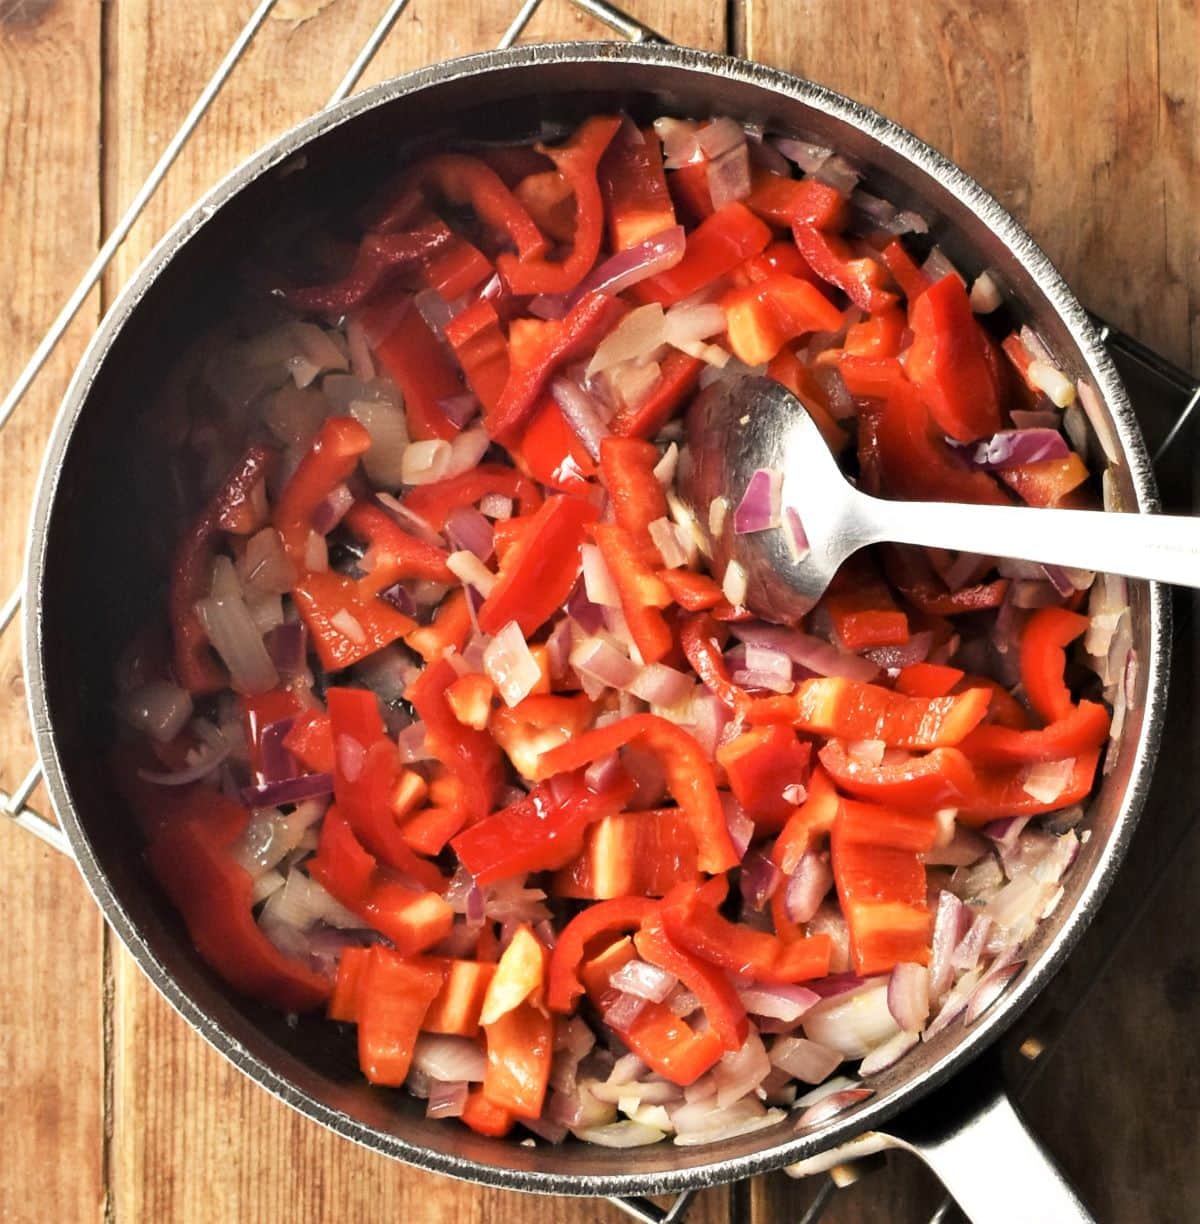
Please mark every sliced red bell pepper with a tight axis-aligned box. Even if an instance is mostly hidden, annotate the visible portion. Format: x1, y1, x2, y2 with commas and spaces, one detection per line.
329, 945, 371, 1022
308, 805, 376, 907
830, 799, 935, 974
771, 764, 841, 874
880, 544, 1010, 616
422, 958, 496, 1037
590, 523, 674, 664
738, 239, 822, 286
547, 896, 660, 1013
538, 713, 740, 874
274, 416, 372, 563
660, 570, 726, 612
818, 742, 976, 811
551, 808, 700, 900
821, 556, 909, 651
635, 912, 748, 1052
355, 947, 444, 1086
999, 453, 1091, 508
905, 273, 1002, 442
487, 291, 627, 443
513, 394, 597, 494
959, 700, 1110, 766
461, 1088, 515, 1137
609, 348, 704, 439
283, 708, 336, 775
482, 1000, 555, 1118
170, 445, 275, 693
722, 272, 846, 365
744, 172, 847, 230
661, 884, 833, 983
749, 676, 992, 750
957, 674, 1034, 730
668, 159, 715, 225
405, 587, 473, 663
717, 724, 812, 832
371, 306, 465, 441
450, 770, 634, 887
599, 122, 677, 250
342, 501, 454, 590
957, 750, 1101, 826
145, 787, 332, 1011
490, 692, 595, 781
401, 464, 542, 531
879, 238, 929, 303
765, 346, 849, 453
635, 202, 772, 307
407, 656, 505, 823
599, 436, 669, 561
895, 662, 964, 698
514, 169, 577, 243
498, 116, 621, 296
1020, 606, 1091, 723
841, 306, 907, 359
404, 152, 546, 262
419, 218, 494, 300
581, 937, 724, 1086
291, 569, 416, 672
792, 223, 897, 313
477, 494, 599, 637
444, 299, 510, 413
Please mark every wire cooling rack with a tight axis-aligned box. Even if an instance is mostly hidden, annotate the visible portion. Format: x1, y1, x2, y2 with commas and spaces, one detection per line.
3, 2, 1198, 1221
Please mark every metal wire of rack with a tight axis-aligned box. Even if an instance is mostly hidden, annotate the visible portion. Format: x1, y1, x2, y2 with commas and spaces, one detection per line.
2, 2, 1198, 1222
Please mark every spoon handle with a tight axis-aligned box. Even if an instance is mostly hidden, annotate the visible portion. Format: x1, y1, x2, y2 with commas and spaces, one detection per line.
858, 495, 1200, 589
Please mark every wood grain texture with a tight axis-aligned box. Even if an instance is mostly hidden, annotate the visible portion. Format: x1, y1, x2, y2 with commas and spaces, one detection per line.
0, 3, 106, 1223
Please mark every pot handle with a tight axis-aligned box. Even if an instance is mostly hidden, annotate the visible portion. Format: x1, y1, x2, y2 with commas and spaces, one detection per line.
789, 1054, 1093, 1224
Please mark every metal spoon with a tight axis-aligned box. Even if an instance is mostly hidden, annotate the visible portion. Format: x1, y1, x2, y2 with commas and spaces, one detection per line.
678, 375, 1200, 623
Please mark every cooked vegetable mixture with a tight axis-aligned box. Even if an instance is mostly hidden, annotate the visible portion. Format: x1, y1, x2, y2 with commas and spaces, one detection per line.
113, 113, 1133, 1148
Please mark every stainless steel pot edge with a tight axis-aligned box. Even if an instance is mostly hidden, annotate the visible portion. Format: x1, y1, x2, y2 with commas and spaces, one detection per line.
23, 40, 1169, 1198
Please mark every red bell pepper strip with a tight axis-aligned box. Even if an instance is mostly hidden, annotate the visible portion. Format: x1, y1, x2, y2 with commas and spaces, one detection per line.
661, 884, 833, 983
635, 202, 772, 307
737, 239, 822, 286
599, 436, 669, 562
819, 741, 976, 811
660, 570, 726, 612
407, 656, 505, 823
461, 1087, 515, 1137
551, 808, 700, 900
792, 223, 897, 314
343, 501, 454, 590
482, 1000, 555, 1118
477, 494, 599, 637
956, 674, 1033, 730
744, 172, 847, 230
355, 947, 444, 1086
497, 116, 621, 296
419, 219, 494, 300
722, 272, 846, 366
513, 395, 597, 494
749, 676, 992, 750
1019, 606, 1091, 723
771, 764, 841, 874
600, 122, 677, 250
830, 799, 935, 975
999, 453, 1091, 508
716, 725, 812, 832
422, 958, 496, 1037
371, 306, 466, 441
490, 692, 595, 781
668, 160, 715, 225
821, 556, 909, 651
590, 523, 674, 664
283, 708, 336, 774
538, 713, 740, 875
880, 544, 1010, 617
145, 787, 332, 1011
581, 937, 724, 1086
280, 224, 457, 314
308, 806, 376, 907
444, 300, 509, 413
905, 274, 1003, 442
274, 416, 371, 563
840, 306, 907, 360
514, 169, 577, 243
547, 896, 660, 1013
765, 346, 849, 453
879, 238, 929, 303
403, 153, 546, 262
329, 946, 371, 1022
401, 464, 542, 531
170, 445, 274, 693
451, 771, 634, 887
291, 570, 415, 672
957, 749, 1102, 826
609, 348, 705, 439
405, 587, 473, 663
487, 291, 627, 443
635, 912, 749, 1052
958, 700, 1110, 766
895, 662, 965, 698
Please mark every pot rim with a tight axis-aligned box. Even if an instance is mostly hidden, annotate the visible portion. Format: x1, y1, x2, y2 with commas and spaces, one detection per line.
23, 39, 1169, 1197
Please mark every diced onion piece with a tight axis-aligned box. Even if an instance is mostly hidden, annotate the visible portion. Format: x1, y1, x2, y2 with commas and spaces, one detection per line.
1021, 758, 1076, 803
426, 1080, 469, 1119
968, 271, 1003, 314
784, 851, 833, 922
652, 443, 679, 487
859, 1029, 919, 1076
713, 1029, 771, 1108
117, 681, 194, 744
1027, 359, 1077, 408
696, 116, 746, 159
587, 304, 667, 376
803, 981, 899, 1059
783, 508, 810, 563
574, 1120, 666, 1148
195, 595, 278, 695
736, 981, 818, 1023
412, 1034, 487, 1083
630, 662, 693, 708
445, 506, 494, 561
654, 116, 703, 169
769, 1035, 842, 1083
551, 378, 610, 461
581, 542, 622, 608
571, 637, 639, 691
610, 959, 678, 1004
887, 963, 930, 1032
572, 226, 687, 300
708, 496, 729, 537
707, 143, 752, 209
483, 621, 542, 708
794, 1087, 873, 1130
648, 517, 689, 569
733, 468, 783, 534
401, 439, 452, 485
447, 550, 498, 598
350, 397, 409, 488
444, 426, 490, 478
722, 559, 749, 607
478, 493, 513, 520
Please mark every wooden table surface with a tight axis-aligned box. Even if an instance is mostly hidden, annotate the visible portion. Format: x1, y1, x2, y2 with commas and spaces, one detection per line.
1, 2, 1196, 1221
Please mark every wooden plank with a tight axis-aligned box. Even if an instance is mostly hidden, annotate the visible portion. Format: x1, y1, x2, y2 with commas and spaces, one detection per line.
0, 2, 106, 1223
104, 2, 728, 1221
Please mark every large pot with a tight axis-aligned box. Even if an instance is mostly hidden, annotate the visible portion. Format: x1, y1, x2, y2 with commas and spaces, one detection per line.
24, 40, 1167, 1222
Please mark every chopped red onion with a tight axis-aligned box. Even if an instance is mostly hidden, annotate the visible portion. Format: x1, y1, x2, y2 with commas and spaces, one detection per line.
195, 595, 278, 695
580, 542, 622, 608
724, 796, 755, 860
396, 720, 431, 763
950, 913, 993, 973
570, 226, 687, 302
981, 815, 1032, 855
802, 980, 898, 1059
687, 688, 731, 758
707, 143, 752, 210
781, 851, 833, 924
795, 1086, 874, 1129
771, 137, 833, 174
565, 581, 607, 634
551, 378, 611, 461
968, 271, 1003, 313
240, 772, 334, 808
859, 1029, 920, 1076
571, 637, 639, 690
484, 620, 542, 707
378, 582, 417, 617
923, 826, 990, 867
922, 246, 963, 285
584, 751, 624, 793
964, 960, 1024, 1026
610, 959, 678, 1004
739, 849, 782, 910
631, 662, 693, 708
264, 621, 307, 679
811, 364, 855, 419
445, 506, 495, 561
733, 468, 783, 534
311, 483, 354, 535
929, 890, 970, 1000
602, 991, 650, 1035
730, 622, 879, 682
1021, 758, 1076, 804
528, 293, 569, 320
648, 517, 690, 569
117, 681, 194, 744
138, 741, 232, 787
437, 392, 481, 429
374, 492, 443, 547
769, 1035, 841, 1088
923, 966, 982, 1040
782, 508, 810, 564
737, 981, 819, 1023
425, 1080, 469, 1119
971, 429, 1069, 469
